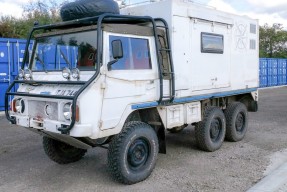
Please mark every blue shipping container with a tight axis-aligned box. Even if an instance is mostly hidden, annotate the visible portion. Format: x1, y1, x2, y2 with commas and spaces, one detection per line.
259, 58, 268, 88
0, 38, 33, 110
278, 75, 287, 85
0, 40, 13, 111
267, 59, 278, 76
260, 58, 287, 88
278, 59, 287, 76
259, 75, 268, 87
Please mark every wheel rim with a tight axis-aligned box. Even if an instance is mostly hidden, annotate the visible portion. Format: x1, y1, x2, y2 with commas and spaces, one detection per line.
235, 112, 245, 133
210, 117, 222, 142
127, 137, 150, 171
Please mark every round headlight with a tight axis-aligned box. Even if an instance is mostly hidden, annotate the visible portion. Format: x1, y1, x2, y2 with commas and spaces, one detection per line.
45, 104, 54, 117
18, 69, 24, 80
71, 68, 80, 79
62, 67, 71, 79
24, 69, 32, 80
15, 99, 25, 113
63, 102, 72, 120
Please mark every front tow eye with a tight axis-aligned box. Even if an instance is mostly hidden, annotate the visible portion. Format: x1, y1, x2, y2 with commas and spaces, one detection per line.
58, 124, 70, 134
10, 116, 16, 124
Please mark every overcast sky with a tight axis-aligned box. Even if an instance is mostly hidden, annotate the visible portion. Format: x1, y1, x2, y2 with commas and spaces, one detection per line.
0, 0, 287, 27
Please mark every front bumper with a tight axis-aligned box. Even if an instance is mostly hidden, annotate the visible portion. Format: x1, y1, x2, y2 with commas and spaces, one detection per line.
13, 115, 93, 137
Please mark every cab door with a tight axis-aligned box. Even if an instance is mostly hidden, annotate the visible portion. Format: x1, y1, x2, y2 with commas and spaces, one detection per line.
100, 33, 158, 130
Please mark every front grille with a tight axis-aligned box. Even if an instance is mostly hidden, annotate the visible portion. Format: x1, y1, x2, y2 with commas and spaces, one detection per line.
28, 101, 58, 121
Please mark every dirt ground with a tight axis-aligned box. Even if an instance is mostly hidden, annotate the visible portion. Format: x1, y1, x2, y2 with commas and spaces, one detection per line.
0, 87, 287, 192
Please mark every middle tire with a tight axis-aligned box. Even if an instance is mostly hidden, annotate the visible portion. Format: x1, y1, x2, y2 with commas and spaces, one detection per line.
195, 107, 226, 152
108, 121, 159, 184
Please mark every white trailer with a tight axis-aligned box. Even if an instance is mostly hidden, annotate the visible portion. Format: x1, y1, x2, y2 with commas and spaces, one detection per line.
5, 0, 259, 184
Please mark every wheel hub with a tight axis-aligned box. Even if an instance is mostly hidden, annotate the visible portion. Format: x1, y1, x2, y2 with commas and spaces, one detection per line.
235, 113, 245, 132
128, 138, 149, 169
210, 118, 221, 141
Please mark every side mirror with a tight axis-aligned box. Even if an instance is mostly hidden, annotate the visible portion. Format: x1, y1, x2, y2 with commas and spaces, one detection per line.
108, 40, 123, 71
112, 40, 123, 59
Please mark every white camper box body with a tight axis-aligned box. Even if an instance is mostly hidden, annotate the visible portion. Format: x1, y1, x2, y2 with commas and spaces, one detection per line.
118, 0, 259, 129
121, 0, 259, 94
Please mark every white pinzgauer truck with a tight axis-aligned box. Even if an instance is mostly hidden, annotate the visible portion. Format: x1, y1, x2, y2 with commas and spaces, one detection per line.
5, 0, 259, 184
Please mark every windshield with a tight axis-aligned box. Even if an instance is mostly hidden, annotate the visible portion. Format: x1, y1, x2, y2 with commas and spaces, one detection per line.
30, 29, 97, 71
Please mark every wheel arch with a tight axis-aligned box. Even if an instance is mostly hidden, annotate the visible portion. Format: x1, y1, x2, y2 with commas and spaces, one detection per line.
237, 92, 258, 112
124, 108, 166, 154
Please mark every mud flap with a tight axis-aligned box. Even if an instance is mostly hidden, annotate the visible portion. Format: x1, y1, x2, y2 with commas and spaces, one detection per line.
157, 126, 166, 154
249, 101, 258, 112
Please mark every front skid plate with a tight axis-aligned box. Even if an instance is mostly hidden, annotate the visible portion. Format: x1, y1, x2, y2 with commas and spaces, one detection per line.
25, 127, 92, 150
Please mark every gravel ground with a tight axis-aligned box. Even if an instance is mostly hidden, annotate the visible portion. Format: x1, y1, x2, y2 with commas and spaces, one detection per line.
0, 87, 287, 192
278, 183, 287, 192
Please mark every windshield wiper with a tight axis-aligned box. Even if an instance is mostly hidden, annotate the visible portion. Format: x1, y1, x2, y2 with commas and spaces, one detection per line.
60, 49, 71, 69
35, 54, 47, 72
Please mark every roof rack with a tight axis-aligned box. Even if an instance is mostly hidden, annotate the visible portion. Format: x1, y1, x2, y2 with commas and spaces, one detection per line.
119, 0, 160, 9
119, 0, 216, 10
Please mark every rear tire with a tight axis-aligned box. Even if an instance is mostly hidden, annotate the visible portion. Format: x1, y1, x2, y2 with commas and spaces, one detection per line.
195, 107, 226, 152
224, 102, 248, 142
108, 121, 159, 184
43, 136, 87, 164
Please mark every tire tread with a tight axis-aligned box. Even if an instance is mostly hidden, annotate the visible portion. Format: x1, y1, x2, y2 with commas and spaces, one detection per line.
224, 102, 248, 142
195, 107, 226, 152
108, 121, 158, 184
43, 137, 87, 164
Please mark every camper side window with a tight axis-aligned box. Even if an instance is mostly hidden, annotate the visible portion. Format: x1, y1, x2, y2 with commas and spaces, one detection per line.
109, 36, 152, 70
201, 33, 224, 54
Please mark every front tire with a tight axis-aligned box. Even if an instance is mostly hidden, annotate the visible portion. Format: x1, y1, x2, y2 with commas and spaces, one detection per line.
43, 136, 87, 164
224, 102, 248, 142
108, 121, 159, 184
195, 107, 226, 152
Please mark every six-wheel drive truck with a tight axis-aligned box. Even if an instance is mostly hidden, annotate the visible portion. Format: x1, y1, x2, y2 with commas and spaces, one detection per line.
5, 0, 259, 184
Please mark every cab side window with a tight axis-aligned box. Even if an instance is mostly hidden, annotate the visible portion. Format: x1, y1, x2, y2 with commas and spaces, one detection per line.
109, 36, 152, 70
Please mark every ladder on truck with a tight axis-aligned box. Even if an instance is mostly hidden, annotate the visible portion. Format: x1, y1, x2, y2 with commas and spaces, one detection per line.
154, 18, 175, 105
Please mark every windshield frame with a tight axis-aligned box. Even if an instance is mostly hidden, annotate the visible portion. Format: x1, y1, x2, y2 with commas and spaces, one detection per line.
29, 25, 98, 72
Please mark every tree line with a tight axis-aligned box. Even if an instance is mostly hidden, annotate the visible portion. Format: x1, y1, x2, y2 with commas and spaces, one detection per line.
259, 23, 287, 58
1, 0, 287, 58
0, 0, 65, 38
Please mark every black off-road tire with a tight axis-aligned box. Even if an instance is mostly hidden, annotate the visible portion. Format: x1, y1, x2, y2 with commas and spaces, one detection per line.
224, 102, 248, 142
60, 0, 119, 21
108, 121, 159, 184
195, 107, 226, 152
43, 136, 87, 164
